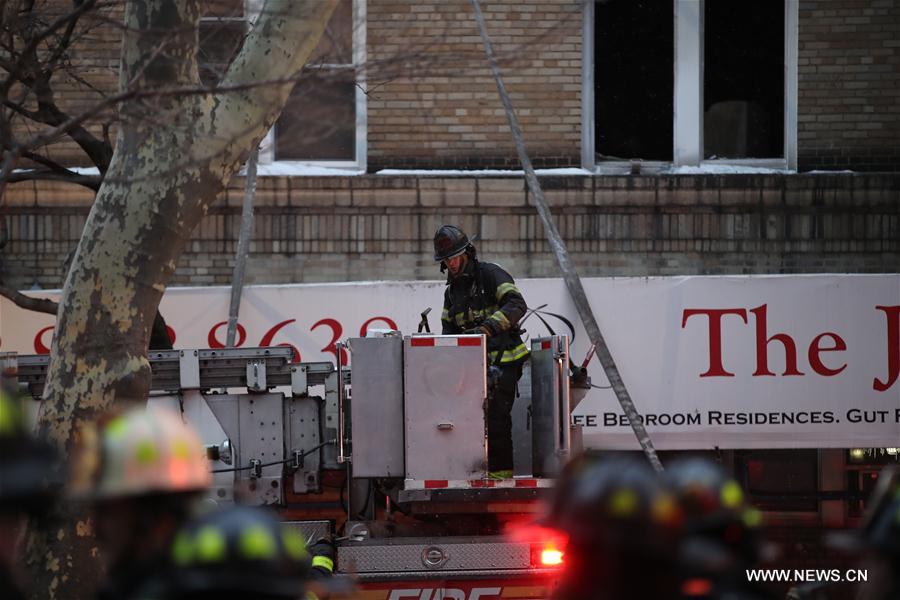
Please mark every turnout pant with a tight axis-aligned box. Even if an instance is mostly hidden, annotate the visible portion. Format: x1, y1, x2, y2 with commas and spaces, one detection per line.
487, 359, 525, 472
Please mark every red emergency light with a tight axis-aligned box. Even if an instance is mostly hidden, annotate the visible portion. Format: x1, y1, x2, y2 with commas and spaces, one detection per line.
507, 523, 568, 570
539, 547, 564, 566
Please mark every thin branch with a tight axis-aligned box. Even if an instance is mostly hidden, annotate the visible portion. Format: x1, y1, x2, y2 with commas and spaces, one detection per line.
0, 0, 102, 97
5, 167, 101, 190
2, 98, 112, 173
0, 279, 58, 315
20, 148, 79, 173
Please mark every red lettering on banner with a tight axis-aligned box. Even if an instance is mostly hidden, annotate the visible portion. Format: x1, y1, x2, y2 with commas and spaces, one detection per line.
360, 316, 398, 337
751, 304, 804, 376
874, 305, 899, 392
681, 308, 748, 377
312, 318, 347, 366
808, 332, 847, 376
207, 321, 246, 348
259, 319, 301, 363
34, 326, 55, 355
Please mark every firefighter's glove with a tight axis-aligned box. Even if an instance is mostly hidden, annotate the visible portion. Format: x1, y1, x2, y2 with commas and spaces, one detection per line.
310, 537, 336, 578
463, 325, 492, 337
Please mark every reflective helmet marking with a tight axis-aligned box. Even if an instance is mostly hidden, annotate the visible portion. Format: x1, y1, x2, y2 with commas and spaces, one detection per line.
608, 488, 639, 517
0, 393, 23, 435
720, 480, 744, 509
282, 529, 309, 561
172, 439, 191, 460
171, 531, 194, 566
742, 507, 763, 528
105, 416, 128, 439
239, 524, 278, 560
195, 526, 227, 563
651, 493, 679, 524
135, 440, 158, 464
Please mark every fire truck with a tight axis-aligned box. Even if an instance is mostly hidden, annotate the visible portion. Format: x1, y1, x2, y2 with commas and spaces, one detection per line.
9, 331, 586, 599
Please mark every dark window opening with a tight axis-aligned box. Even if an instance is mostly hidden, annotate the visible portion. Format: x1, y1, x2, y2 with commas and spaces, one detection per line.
198, 20, 245, 87
735, 450, 818, 512
704, 2, 784, 159
198, 0, 357, 162
275, 0, 355, 161
275, 71, 356, 161
198, 0, 245, 87
595, 0, 673, 162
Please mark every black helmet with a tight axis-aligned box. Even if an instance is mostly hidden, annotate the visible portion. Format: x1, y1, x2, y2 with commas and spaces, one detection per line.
545, 456, 683, 600
662, 458, 764, 570
161, 505, 312, 599
433, 225, 475, 262
0, 390, 65, 515
544, 455, 680, 553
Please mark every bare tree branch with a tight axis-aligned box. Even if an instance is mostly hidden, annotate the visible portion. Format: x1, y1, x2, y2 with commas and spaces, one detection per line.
0, 0, 102, 96
0, 279, 58, 315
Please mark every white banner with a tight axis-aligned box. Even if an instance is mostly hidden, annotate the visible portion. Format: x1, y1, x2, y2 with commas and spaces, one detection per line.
2, 275, 898, 450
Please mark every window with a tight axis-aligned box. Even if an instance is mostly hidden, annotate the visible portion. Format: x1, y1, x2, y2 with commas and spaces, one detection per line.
583, 0, 797, 170
594, 0, 673, 162
199, 0, 366, 168
735, 449, 818, 512
704, 1, 784, 160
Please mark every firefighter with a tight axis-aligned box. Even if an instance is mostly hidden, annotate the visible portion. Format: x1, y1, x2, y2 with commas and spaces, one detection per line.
68, 404, 213, 600
434, 224, 529, 477
543, 455, 683, 599
662, 457, 775, 600
0, 390, 65, 600
150, 504, 318, 600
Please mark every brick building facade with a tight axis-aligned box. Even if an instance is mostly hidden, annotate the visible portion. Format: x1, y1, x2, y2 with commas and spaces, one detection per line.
3, 0, 898, 291
18, 0, 899, 173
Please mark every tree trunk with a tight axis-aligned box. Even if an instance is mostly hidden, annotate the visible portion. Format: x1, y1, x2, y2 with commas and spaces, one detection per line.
29, 1, 338, 597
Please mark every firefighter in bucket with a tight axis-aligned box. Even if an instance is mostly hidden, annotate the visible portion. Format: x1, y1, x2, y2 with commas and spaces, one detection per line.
434, 225, 529, 478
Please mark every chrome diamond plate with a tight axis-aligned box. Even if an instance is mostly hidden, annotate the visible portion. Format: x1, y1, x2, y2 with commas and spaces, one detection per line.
337, 538, 531, 573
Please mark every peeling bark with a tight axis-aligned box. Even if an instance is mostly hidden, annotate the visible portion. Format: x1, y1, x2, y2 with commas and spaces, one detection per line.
29, 1, 338, 598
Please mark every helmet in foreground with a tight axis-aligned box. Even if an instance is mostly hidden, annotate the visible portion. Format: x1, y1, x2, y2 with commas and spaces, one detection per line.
70, 405, 211, 500
162, 505, 312, 599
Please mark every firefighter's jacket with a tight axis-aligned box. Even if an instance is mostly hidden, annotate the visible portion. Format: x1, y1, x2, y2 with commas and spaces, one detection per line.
441, 258, 529, 364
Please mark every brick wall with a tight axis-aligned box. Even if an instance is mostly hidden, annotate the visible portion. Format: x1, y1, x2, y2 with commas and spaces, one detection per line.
366, 0, 583, 170
11, 1, 900, 172
3, 175, 897, 289
9, 1, 122, 168
798, 0, 900, 171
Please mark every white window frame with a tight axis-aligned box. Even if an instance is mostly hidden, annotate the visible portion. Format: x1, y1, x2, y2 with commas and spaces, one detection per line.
220, 0, 367, 171
582, 0, 798, 172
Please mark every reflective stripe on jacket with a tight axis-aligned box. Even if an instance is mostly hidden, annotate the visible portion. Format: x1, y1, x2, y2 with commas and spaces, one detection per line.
441, 259, 529, 364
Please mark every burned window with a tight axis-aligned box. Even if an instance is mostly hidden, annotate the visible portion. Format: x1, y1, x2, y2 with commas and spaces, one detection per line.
704, 2, 784, 159
198, 0, 358, 163
198, 0, 245, 87
275, 71, 357, 161
275, 0, 356, 161
594, 0, 673, 162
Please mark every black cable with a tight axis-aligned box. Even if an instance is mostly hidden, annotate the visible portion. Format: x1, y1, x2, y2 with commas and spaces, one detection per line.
210, 439, 334, 474
590, 383, 613, 390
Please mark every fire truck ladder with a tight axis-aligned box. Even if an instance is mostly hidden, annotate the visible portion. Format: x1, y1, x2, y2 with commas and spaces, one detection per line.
12, 346, 338, 399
